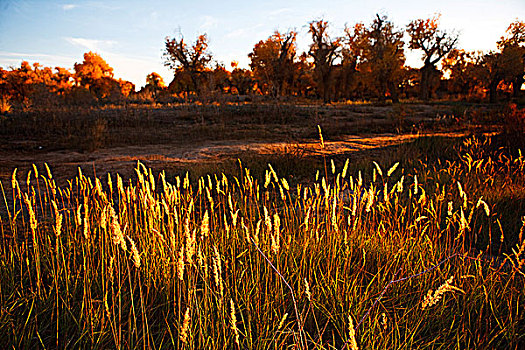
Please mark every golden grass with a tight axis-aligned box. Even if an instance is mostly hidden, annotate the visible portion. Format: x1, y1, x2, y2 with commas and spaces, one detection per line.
0, 136, 524, 348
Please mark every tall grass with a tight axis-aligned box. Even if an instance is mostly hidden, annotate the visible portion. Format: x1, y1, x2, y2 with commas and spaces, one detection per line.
0, 137, 524, 349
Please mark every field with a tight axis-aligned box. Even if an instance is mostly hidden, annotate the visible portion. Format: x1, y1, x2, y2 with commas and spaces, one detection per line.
0, 102, 524, 349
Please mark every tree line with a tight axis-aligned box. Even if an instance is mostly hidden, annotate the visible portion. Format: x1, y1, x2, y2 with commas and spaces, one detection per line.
164, 15, 524, 103
0, 52, 135, 110
1, 15, 524, 111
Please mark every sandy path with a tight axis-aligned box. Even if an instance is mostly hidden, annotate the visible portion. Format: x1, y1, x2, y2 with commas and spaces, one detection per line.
0, 131, 469, 188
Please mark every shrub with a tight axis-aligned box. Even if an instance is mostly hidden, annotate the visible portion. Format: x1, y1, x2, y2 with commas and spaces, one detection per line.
0, 95, 11, 114
502, 103, 525, 145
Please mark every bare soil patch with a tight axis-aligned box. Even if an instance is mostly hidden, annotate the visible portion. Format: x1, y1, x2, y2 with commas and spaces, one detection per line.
0, 102, 496, 187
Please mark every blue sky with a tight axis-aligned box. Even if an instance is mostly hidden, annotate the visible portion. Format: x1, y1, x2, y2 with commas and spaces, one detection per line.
0, 0, 523, 88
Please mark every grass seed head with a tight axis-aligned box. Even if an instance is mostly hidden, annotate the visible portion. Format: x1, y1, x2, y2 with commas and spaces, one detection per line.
24, 194, 37, 233
55, 212, 63, 236
304, 278, 312, 301
110, 207, 127, 251
381, 312, 388, 331
421, 276, 464, 309
342, 158, 349, 178
278, 313, 288, 330
317, 125, 324, 149
177, 245, 185, 281
387, 162, 399, 177
347, 315, 359, 350
127, 236, 141, 268
230, 299, 240, 346
11, 168, 17, 190
180, 307, 191, 344
476, 197, 490, 216
200, 210, 209, 239
373, 161, 383, 177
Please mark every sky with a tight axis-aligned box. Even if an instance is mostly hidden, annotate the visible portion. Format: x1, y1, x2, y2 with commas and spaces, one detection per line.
0, 0, 523, 89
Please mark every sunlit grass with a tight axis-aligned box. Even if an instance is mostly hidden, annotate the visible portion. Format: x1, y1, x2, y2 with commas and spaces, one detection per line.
0, 136, 524, 349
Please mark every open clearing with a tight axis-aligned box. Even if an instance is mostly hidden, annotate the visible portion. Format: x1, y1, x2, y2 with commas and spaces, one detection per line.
0, 130, 472, 185
0, 102, 494, 186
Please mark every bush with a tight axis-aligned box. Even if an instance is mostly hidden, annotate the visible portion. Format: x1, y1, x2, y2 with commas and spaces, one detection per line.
0, 96, 12, 114
502, 103, 525, 145
64, 86, 97, 106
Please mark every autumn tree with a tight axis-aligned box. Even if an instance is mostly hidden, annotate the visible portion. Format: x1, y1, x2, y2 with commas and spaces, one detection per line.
0, 56, 130, 107
497, 20, 525, 98
465, 20, 525, 103
248, 30, 297, 97
291, 53, 314, 97
0, 62, 77, 109
28, 63, 68, 106
342, 23, 367, 69
334, 23, 367, 100
146, 72, 166, 89
229, 61, 255, 95
117, 79, 135, 98
308, 20, 341, 102
145, 72, 166, 99
360, 14, 405, 102
167, 69, 194, 96
477, 50, 522, 103
0, 68, 8, 98
74, 51, 115, 99
398, 66, 420, 98
407, 15, 458, 100
480, 52, 504, 102
208, 63, 230, 93
52, 67, 74, 95
6, 61, 38, 103
442, 49, 486, 99
0, 61, 58, 107
163, 33, 212, 96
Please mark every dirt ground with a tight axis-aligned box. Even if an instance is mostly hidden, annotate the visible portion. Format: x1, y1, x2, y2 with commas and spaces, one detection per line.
0, 102, 496, 188
0, 131, 475, 190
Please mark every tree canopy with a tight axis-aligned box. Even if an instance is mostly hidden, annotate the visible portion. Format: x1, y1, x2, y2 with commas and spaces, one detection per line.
164, 33, 212, 95
407, 15, 458, 100
308, 19, 342, 102
249, 30, 297, 97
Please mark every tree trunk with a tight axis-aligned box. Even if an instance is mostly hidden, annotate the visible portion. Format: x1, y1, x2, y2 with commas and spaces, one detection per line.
314, 65, 333, 103
419, 64, 432, 101
189, 71, 200, 97
489, 80, 498, 103
389, 82, 399, 103
512, 76, 524, 98
321, 73, 330, 103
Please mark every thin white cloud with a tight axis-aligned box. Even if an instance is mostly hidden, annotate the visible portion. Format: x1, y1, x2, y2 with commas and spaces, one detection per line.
222, 23, 269, 44
225, 29, 247, 39
0, 51, 75, 69
65, 37, 117, 52
200, 15, 218, 32
62, 4, 77, 11
268, 8, 292, 17
85, 1, 121, 11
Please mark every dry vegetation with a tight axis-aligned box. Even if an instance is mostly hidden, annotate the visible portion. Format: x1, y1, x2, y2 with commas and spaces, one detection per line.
0, 101, 524, 349
0, 8, 523, 349
0, 101, 501, 184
